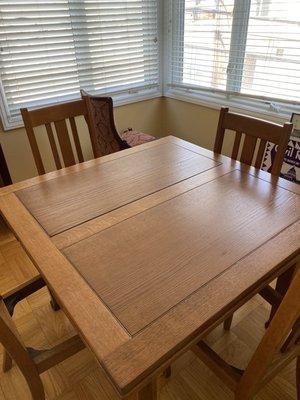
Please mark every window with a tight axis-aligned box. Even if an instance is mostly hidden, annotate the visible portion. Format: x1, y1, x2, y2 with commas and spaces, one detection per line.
1, 1, 299, 130
0, 0, 160, 129
167, 0, 300, 118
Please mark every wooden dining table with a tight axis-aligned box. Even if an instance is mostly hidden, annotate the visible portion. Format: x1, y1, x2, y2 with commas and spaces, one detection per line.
0, 136, 299, 399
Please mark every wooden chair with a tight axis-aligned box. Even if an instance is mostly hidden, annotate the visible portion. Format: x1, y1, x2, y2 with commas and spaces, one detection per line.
193, 265, 300, 400
81, 92, 130, 158
214, 107, 293, 175
21, 100, 89, 175
81, 90, 156, 158
0, 277, 85, 400
0, 134, 64, 376
215, 107, 294, 331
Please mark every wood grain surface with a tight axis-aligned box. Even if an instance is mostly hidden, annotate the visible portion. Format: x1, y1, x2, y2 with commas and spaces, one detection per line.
103, 222, 300, 394
52, 163, 236, 250
0, 220, 296, 400
0, 194, 129, 364
63, 169, 299, 334
1, 136, 299, 398
16, 143, 219, 236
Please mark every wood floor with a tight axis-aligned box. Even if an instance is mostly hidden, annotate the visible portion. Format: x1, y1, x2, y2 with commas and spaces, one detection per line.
0, 219, 297, 400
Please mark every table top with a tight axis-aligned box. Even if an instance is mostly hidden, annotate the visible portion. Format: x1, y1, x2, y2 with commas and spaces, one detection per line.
16, 142, 219, 236
0, 136, 299, 397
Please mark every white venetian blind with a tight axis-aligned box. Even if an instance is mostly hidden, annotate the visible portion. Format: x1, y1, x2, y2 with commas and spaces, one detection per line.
0, 0, 159, 128
170, 0, 300, 105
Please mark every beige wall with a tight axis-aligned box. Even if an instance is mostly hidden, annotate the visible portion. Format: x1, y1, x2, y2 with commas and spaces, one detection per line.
0, 98, 163, 183
163, 97, 220, 150
0, 95, 287, 183
162, 97, 289, 158
162, 97, 237, 158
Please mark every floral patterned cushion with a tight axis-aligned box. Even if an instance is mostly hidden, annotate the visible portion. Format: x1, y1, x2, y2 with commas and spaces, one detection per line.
121, 128, 156, 147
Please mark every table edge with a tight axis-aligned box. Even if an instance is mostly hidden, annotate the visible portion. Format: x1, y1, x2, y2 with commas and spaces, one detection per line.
102, 220, 300, 395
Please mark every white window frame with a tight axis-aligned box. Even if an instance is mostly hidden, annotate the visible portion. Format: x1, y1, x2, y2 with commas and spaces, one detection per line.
0, 85, 163, 131
1, 0, 300, 130
163, 0, 300, 122
0, 1, 164, 131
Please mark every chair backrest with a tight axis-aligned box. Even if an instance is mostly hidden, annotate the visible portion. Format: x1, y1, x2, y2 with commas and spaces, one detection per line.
214, 107, 293, 175
81, 90, 129, 158
236, 265, 300, 399
21, 99, 88, 175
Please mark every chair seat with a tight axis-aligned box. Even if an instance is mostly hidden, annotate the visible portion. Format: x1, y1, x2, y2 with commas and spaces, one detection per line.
121, 129, 156, 147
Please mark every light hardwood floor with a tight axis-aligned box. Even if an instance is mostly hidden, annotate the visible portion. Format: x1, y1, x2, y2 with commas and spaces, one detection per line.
0, 219, 297, 400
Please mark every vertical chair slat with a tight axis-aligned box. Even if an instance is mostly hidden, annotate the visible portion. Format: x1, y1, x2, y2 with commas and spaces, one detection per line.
45, 123, 62, 170
69, 117, 84, 163
21, 108, 45, 175
271, 123, 292, 175
255, 139, 267, 169
231, 131, 242, 160
54, 119, 76, 167
240, 135, 257, 166
214, 107, 229, 154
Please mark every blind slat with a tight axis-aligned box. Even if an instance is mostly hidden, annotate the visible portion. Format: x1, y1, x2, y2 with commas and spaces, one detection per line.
170, 0, 300, 105
0, 0, 159, 125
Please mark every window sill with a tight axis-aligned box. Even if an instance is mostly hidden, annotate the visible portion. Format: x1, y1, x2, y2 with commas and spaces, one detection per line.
164, 87, 298, 124
0, 88, 162, 131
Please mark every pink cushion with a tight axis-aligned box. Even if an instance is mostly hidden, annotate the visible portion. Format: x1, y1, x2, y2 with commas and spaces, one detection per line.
121, 129, 156, 147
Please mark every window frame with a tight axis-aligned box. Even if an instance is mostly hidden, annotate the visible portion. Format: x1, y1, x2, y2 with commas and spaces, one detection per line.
1, 0, 300, 130
164, 0, 300, 121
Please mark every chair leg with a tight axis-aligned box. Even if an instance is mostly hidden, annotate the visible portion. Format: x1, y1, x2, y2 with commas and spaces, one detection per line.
224, 314, 233, 331
12, 356, 45, 400
2, 350, 12, 372
138, 380, 158, 400
125, 380, 158, 400
25, 371, 45, 400
265, 265, 296, 327
49, 290, 60, 311
297, 356, 300, 400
